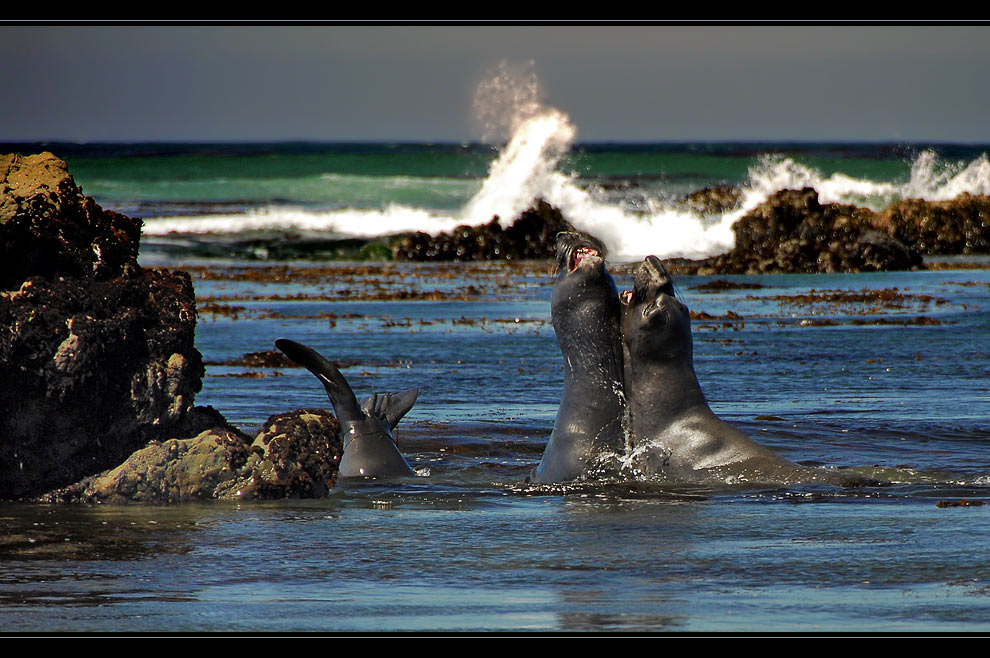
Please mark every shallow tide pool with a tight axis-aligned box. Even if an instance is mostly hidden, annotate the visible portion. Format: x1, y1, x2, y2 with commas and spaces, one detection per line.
2, 261, 989, 633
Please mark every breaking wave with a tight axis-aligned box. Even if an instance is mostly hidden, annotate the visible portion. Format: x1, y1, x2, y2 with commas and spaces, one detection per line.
141, 63, 990, 263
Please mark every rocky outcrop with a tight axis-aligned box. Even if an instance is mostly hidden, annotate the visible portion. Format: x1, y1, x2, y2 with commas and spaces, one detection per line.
392, 199, 574, 261
1, 152, 142, 288
247, 408, 343, 500
676, 185, 743, 216
0, 153, 215, 499
873, 192, 990, 255
699, 188, 924, 274
387, 185, 980, 273
1, 151, 352, 503
40, 409, 343, 504
143, 199, 577, 263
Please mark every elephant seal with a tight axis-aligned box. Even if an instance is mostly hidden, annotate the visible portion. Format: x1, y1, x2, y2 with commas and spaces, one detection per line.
530, 232, 628, 484
619, 256, 869, 487
275, 338, 418, 480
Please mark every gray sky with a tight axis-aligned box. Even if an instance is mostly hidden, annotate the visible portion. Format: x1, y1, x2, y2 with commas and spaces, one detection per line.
2, 24, 989, 143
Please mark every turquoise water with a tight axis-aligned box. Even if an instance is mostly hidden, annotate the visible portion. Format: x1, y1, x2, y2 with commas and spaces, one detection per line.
8, 141, 988, 214
54, 144, 497, 210
8, 139, 988, 265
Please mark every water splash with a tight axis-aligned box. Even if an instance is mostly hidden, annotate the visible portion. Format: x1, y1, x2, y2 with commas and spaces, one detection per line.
903, 150, 990, 200
745, 149, 990, 209
460, 67, 741, 262
142, 63, 990, 262
459, 109, 576, 226
514, 145, 990, 261
471, 59, 547, 144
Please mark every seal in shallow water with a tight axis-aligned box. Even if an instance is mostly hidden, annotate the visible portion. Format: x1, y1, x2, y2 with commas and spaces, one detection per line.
619, 256, 868, 486
275, 338, 418, 480
530, 232, 628, 483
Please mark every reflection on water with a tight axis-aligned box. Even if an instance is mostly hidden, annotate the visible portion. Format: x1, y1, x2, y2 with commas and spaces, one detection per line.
1, 265, 989, 632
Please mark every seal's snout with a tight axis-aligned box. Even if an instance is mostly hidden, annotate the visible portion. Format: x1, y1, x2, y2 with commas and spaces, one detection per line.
637, 255, 675, 297
643, 255, 669, 279
627, 255, 677, 306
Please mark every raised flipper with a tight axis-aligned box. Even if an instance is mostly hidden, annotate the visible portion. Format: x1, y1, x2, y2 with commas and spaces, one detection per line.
275, 339, 363, 425
275, 339, 417, 479
361, 389, 419, 431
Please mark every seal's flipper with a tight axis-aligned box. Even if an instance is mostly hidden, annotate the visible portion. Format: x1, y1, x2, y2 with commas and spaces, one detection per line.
274, 338, 362, 425
361, 389, 419, 430
275, 338, 417, 480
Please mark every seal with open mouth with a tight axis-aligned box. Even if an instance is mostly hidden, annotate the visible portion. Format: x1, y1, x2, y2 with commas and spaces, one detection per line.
530, 232, 628, 483
619, 256, 871, 487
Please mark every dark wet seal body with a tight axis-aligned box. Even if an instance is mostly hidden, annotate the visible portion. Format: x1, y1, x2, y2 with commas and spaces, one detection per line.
275, 338, 418, 480
530, 232, 628, 484
619, 256, 878, 488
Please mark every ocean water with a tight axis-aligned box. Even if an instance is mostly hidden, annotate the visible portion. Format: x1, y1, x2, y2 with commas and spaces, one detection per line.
3, 118, 990, 633
10, 115, 990, 263
2, 261, 989, 634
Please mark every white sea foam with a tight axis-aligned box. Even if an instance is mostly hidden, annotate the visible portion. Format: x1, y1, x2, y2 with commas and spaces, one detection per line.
903, 150, 990, 200
142, 65, 990, 262
142, 204, 467, 238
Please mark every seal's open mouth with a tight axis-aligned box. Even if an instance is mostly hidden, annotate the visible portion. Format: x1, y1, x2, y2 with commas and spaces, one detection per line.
569, 247, 600, 272
552, 232, 609, 276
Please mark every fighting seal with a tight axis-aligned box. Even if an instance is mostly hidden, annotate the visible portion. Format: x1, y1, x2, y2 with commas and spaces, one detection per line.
530, 232, 628, 483
618, 256, 873, 487
275, 338, 418, 480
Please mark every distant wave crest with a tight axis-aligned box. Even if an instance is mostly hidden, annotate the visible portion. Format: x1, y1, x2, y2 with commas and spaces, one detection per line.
142, 66, 990, 262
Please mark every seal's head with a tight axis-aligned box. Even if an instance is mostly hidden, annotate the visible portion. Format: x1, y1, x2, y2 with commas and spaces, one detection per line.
550, 232, 621, 348
552, 231, 609, 278
620, 255, 693, 363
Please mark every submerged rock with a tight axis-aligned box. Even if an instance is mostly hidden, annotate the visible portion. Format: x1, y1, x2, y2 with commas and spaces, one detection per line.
40, 408, 343, 504
247, 408, 343, 499
41, 424, 254, 504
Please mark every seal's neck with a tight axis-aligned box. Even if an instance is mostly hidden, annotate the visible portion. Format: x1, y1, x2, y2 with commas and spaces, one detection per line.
561, 326, 624, 376
552, 277, 625, 394
625, 355, 711, 432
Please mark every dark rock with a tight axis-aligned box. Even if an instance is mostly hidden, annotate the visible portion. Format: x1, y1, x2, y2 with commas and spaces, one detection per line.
676, 185, 743, 216
247, 408, 343, 499
1, 153, 142, 289
0, 152, 212, 499
703, 188, 923, 274
392, 199, 575, 261
873, 193, 990, 255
